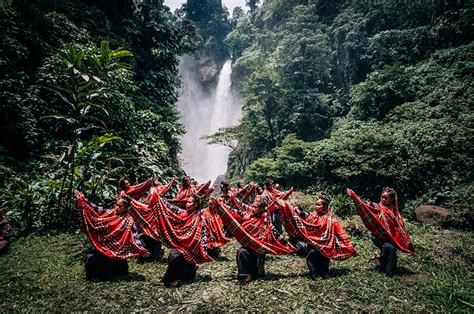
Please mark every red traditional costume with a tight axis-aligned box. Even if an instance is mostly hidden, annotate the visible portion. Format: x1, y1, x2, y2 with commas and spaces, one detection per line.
76, 193, 149, 259
279, 201, 356, 260
230, 183, 257, 203
168, 179, 197, 208
215, 196, 295, 283
196, 180, 213, 196
154, 178, 175, 196
215, 198, 295, 255
141, 178, 176, 204
120, 178, 153, 200
262, 184, 292, 201
348, 190, 414, 253
130, 190, 230, 264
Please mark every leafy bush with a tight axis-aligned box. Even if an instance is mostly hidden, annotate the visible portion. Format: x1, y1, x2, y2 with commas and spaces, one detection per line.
330, 193, 356, 218
0, 1, 196, 233
225, 1, 472, 228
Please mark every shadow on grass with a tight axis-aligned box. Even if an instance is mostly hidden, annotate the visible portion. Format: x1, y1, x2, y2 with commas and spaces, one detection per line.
136, 258, 168, 265
219, 268, 354, 284
260, 272, 307, 281
163, 275, 213, 289
396, 266, 416, 276
295, 267, 352, 280
195, 274, 213, 283
87, 272, 146, 282
213, 255, 231, 262
366, 265, 417, 277
217, 271, 304, 284
326, 267, 351, 278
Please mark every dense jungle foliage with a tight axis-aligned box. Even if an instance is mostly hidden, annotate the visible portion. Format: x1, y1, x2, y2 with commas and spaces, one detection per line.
178, 0, 231, 62
0, 0, 473, 232
0, 0, 198, 232
213, 0, 474, 228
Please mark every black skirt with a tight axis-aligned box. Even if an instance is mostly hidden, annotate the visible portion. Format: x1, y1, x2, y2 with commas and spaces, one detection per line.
84, 250, 128, 280
138, 235, 164, 263
236, 246, 265, 283
306, 248, 330, 278
162, 249, 197, 286
372, 237, 398, 275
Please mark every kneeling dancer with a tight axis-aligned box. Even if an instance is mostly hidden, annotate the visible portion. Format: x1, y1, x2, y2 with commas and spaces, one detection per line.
74, 191, 149, 279
129, 191, 230, 287
215, 195, 295, 284
279, 194, 356, 278
347, 187, 414, 275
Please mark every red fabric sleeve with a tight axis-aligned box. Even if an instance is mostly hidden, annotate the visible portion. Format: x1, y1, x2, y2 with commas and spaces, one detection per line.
196, 180, 211, 196
279, 201, 356, 260
349, 191, 414, 253
216, 200, 295, 255
125, 178, 152, 199
156, 178, 175, 196
77, 194, 149, 259
130, 191, 230, 264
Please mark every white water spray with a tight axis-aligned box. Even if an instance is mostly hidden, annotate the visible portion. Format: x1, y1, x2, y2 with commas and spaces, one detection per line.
177, 56, 241, 183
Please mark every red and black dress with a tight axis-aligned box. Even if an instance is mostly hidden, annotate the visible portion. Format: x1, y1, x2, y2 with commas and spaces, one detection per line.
75, 193, 149, 279
215, 198, 295, 283
129, 190, 230, 286
348, 190, 414, 274
279, 201, 356, 277
120, 178, 153, 200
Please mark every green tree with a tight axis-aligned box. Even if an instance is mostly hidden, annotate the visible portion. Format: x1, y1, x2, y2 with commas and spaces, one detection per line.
0, 0, 198, 232
246, 0, 261, 14
232, 6, 245, 23
38, 40, 133, 212
348, 65, 415, 121
182, 0, 230, 60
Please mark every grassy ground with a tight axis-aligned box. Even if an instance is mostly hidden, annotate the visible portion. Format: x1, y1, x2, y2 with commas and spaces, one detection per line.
0, 220, 473, 312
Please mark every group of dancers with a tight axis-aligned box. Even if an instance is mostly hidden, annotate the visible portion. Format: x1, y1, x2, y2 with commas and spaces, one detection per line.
74, 175, 414, 287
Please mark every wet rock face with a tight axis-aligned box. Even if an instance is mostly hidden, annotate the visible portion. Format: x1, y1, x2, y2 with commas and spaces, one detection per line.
199, 57, 218, 85
198, 56, 227, 93
415, 205, 450, 226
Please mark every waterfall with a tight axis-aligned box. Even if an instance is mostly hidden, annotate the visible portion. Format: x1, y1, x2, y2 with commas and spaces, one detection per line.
177, 56, 241, 183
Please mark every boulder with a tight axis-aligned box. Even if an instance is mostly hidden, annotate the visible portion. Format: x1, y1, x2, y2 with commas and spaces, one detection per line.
415, 205, 450, 225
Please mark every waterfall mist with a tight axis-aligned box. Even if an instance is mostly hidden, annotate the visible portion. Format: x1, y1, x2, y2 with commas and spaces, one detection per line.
177, 56, 241, 183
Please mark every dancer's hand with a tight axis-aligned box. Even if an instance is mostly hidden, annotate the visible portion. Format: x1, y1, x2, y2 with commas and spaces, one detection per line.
73, 190, 83, 199
346, 188, 353, 196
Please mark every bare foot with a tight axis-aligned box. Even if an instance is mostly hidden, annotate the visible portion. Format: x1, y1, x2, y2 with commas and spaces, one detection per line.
369, 252, 380, 261
243, 275, 252, 284
166, 280, 181, 288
